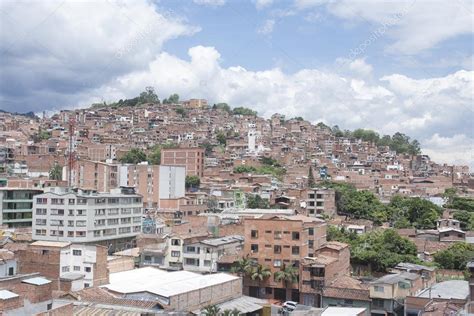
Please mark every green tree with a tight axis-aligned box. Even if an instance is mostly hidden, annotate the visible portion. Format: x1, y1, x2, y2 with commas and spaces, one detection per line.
246, 194, 269, 209
232, 107, 257, 116
138, 86, 159, 104
443, 188, 457, 205
213, 103, 232, 113
200, 141, 215, 156
119, 148, 147, 164
202, 304, 221, 316
163, 93, 179, 104
38, 130, 51, 141
453, 211, 474, 231
434, 242, 474, 270
250, 264, 271, 281
230, 256, 253, 276
308, 166, 315, 188
221, 309, 242, 316
175, 106, 186, 117
388, 196, 442, 229
274, 265, 299, 300
216, 132, 227, 146
148, 146, 161, 165
49, 164, 62, 181
185, 175, 200, 190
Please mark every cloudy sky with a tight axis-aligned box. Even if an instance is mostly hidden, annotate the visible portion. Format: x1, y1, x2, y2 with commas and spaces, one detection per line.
0, 0, 473, 166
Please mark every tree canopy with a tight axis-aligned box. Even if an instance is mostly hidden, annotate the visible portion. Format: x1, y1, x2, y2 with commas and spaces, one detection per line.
232, 107, 257, 116
162, 93, 179, 104
433, 242, 474, 270
329, 227, 420, 272
185, 175, 201, 190
246, 194, 270, 209
119, 148, 147, 164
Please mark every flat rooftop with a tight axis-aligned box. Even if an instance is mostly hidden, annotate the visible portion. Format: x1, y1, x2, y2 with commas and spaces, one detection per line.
417, 280, 468, 300
103, 267, 240, 299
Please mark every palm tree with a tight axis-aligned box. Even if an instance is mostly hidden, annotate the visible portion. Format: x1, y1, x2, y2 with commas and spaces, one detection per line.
250, 264, 271, 281
202, 304, 220, 316
221, 309, 242, 316
49, 164, 62, 181
274, 264, 299, 300
230, 256, 253, 277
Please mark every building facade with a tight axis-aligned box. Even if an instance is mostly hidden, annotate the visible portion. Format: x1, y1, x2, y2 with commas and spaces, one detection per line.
32, 187, 143, 244
18, 241, 109, 290
0, 188, 43, 227
306, 188, 336, 218
161, 148, 205, 177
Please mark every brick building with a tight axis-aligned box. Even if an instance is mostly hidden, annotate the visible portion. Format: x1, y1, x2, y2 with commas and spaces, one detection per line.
18, 241, 109, 291
161, 147, 204, 177
243, 215, 327, 302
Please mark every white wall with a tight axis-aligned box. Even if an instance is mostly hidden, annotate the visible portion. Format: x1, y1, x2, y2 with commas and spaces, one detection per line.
159, 166, 185, 199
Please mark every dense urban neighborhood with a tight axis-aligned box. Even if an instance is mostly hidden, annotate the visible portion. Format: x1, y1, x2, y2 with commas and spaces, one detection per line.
0, 93, 472, 315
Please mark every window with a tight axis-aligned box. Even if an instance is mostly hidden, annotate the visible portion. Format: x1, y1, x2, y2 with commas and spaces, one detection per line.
251, 244, 259, 253
73, 249, 82, 256
374, 285, 384, 292
171, 239, 180, 246
84, 283, 90, 288
51, 198, 64, 205
95, 209, 106, 216
204, 260, 211, 267
73, 266, 81, 271
265, 287, 273, 294
265, 230, 272, 234
42, 250, 49, 255
68, 210, 74, 216
274, 231, 282, 239
251, 230, 258, 239
144, 255, 152, 262
185, 258, 199, 266
36, 198, 47, 204
107, 218, 119, 225
61, 266, 70, 272
316, 201, 323, 207
35, 229, 46, 236
308, 228, 314, 236
171, 251, 180, 257
119, 227, 131, 234
308, 194, 315, 199
274, 259, 282, 267
76, 209, 86, 216
85, 267, 91, 273
35, 219, 47, 226
186, 246, 196, 253
372, 299, 384, 308
316, 194, 323, 199
309, 240, 314, 249
292, 232, 300, 240
292, 246, 300, 255
36, 208, 47, 215
50, 209, 64, 216
68, 199, 75, 205
108, 208, 119, 215
77, 198, 87, 205
76, 220, 86, 227
76, 231, 86, 237
274, 245, 282, 254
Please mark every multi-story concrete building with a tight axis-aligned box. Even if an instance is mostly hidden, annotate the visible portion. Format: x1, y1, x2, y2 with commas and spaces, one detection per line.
161, 147, 204, 177
120, 163, 185, 209
243, 215, 327, 301
74, 160, 185, 209
18, 241, 109, 290
182, 235, 244, 273
306, 188, 336, 218
0, 188, 43, 227
31, 187, 143, 248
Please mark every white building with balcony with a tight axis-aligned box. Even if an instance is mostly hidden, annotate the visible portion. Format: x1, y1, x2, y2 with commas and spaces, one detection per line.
32, 187, 143, 244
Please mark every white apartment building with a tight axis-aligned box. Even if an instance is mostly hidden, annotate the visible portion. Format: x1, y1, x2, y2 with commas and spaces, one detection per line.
183, 235, 244, 273
32, 187, 143, 243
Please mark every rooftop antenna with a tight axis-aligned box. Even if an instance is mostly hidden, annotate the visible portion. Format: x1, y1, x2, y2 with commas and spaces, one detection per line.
68, 117, 76, 188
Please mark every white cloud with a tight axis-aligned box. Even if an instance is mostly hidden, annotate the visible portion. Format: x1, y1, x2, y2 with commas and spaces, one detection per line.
193, 0, 226, 6
294, 0, 473, 54
423, 134, 474, 168
255, 0, 273, 10
81, 46, 473, 167
257, 19, 275, 35
0, 0, 199, 112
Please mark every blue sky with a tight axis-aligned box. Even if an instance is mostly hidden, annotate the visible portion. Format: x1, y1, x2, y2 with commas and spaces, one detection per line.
0, 0, 472, 166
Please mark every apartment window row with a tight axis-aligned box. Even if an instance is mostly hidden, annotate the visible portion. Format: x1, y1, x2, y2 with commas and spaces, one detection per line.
251, 244, 299, 255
